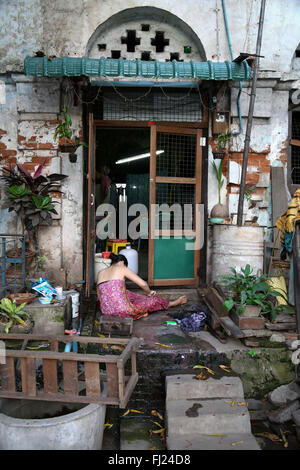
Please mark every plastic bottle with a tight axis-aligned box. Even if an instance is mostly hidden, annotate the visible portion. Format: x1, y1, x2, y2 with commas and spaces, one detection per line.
119, 243, 138, 274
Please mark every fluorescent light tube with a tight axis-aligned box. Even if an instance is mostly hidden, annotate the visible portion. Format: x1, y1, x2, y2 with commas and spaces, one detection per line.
116, 150, 164, 164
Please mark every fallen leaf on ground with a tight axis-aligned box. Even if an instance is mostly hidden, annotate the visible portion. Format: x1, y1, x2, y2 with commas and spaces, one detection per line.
111, 345, 124, 351
194, 371, 209, 380
150, 428, 165, 436
231, 399, 236, 407
121, 409, 143, 417
238, 401, 247, 406
193, 365, 215, 375
255, 432, 282, 442
154, 342, 171, 348
151, 410, 163, 420
232, 441, 243, 446
219, 365, 231, 373
152, 421, 163, 428
280, 429, 289, 448
104, 423, 114, 430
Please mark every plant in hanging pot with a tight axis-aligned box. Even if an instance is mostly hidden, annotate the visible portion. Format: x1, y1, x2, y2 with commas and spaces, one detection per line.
54, 106, 87, 162
0, 298, 32, 334
212, 129, 231, 160
210, 159, 229, 220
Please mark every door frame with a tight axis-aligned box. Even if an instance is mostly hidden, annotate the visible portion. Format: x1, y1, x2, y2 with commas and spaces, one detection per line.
85, 119, 208, 295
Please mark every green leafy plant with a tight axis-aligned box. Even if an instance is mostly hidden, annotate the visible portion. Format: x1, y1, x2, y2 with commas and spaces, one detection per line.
215, 129, 231, 152
53, 106, 73, 141
0, 298, 31, 333
1, 161, 68, 253
54, 106, 87, 153
219, 264, 292, 319
36, 255, 46, 271
211, 159, 225, 205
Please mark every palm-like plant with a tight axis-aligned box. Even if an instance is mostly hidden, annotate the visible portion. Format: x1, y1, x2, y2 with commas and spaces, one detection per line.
0, 298, 31, 333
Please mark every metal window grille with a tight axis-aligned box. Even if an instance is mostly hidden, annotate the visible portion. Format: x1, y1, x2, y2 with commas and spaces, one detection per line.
100, 87, 203, 122
0, 234, 26, 296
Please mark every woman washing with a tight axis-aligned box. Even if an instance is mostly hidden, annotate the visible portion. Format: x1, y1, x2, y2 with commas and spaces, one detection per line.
97, 253, 187, 320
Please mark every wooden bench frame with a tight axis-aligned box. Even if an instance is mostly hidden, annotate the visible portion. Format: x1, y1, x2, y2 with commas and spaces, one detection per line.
0, 334, 141, 409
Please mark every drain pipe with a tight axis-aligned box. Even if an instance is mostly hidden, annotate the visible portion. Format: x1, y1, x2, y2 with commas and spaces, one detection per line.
221, 0, 243, 136
237, 0, 266, 226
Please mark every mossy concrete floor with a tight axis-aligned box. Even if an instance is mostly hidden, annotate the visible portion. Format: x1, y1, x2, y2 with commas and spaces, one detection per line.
87, 287, 298, 450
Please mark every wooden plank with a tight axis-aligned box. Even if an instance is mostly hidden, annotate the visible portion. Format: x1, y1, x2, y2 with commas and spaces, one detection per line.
271, 167, 288, 242
94, 120, 207, 129
5, 350, 118, 364
218, 317, 245, 339
0, 357, 15, 391
290, 139, 300, 147
148, 124, 157, 285
0, 334, 131, 346
203, 287, 229, 318
0, 390, 119, 406
43, 359, 57, 394
155, 176, 196, 184
106, 363, 119, 398
118, 365, 126, 404
63, 360, 78, 396
119, 374, 138, 409
26, 358, 37, 397
85, 362, 101, 397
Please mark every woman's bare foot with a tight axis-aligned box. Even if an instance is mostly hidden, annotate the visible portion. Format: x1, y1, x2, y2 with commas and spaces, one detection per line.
168, 295, 188, 308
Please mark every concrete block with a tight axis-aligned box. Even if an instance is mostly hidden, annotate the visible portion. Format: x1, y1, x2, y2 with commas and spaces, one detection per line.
166, 398, 251, 435
23, 298, 67, 335
166, 375, 245, 401
167, 432, 261, 450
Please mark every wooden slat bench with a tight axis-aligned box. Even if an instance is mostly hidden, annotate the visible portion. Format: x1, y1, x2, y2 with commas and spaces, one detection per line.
0, 334, 141, 408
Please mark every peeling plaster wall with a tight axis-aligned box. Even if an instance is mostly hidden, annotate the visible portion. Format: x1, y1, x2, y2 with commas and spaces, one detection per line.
0, 0, 299, 285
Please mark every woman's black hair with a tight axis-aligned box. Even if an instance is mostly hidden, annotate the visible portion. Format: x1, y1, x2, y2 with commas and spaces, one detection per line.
109, 252, 128, 266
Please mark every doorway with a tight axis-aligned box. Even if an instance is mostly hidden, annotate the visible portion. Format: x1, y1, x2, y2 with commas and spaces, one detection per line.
95, 126, 150, 279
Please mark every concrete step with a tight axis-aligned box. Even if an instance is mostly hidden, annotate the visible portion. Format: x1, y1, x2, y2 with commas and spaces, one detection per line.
165, 374, 261, 450
166, 398, 251, 435
167, 433, 261, 450
166, 375, 245, 401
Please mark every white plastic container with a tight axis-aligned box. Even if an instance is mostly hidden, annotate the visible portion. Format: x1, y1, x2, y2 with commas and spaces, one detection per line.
119, 244, 138, 274
94, 253, 111, 280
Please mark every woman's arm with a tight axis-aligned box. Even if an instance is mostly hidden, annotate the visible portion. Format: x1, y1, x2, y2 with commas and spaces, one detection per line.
123, 267, 152, 295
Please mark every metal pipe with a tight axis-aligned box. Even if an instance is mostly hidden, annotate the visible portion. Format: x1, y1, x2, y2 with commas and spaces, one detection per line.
237, 0, 266, 226
221, 0, 243, 135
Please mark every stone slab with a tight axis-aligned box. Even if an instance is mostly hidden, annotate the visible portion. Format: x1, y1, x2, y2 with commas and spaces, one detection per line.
166, 398, 251, 435
167, 432, 261, 450
166, 375, 245, 401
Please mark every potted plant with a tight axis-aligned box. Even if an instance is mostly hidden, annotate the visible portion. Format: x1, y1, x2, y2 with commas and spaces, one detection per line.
210, 159, 229, 220
54, 106, 87, 162
212, 129, 231, 160
0, 298, 32, 334
0, 161, 68, 257
219, 264, 290, 318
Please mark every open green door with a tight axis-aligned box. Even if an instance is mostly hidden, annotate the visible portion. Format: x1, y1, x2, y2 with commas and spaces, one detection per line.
148, 125, 202, 287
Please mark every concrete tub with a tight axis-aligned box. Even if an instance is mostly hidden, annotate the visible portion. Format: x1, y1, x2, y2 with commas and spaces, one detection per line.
0, 399, 106, 450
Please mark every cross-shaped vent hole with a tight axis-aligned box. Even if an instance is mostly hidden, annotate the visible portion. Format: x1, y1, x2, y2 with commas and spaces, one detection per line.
151, 31, 169, 53
121, 30, 141, 52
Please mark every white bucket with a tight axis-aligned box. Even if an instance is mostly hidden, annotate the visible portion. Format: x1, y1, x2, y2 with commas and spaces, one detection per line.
211, 225, 264, 283
119, 244, 138, 274
94, 253, 111, 281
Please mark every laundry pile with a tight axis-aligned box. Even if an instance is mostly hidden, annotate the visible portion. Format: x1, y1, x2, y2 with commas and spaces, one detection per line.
168, 303, 211, 333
